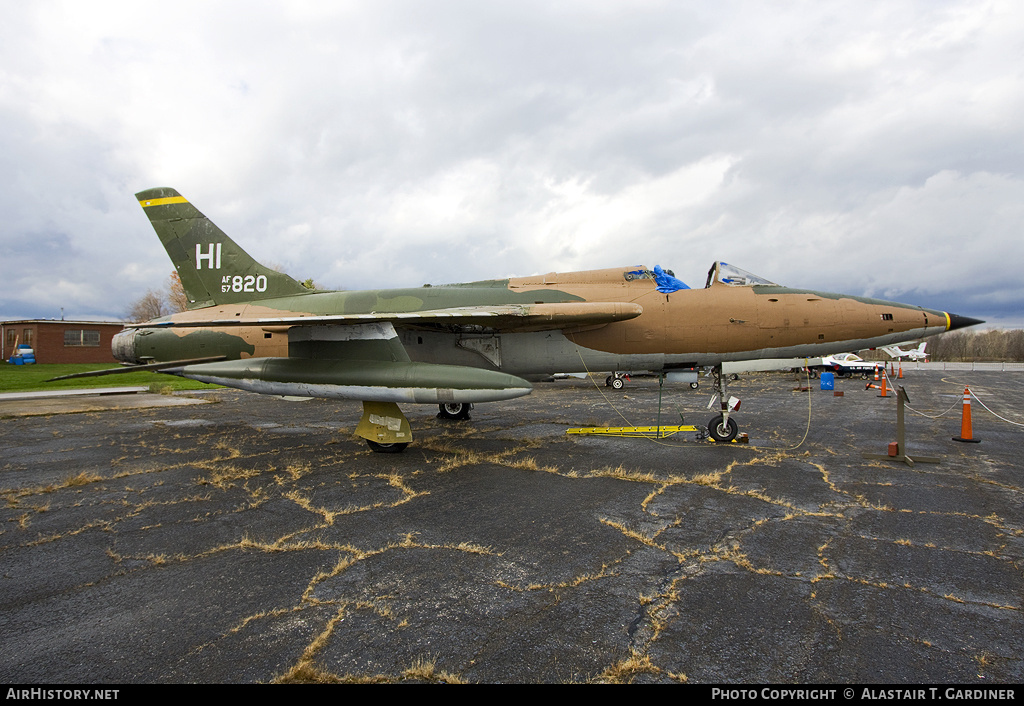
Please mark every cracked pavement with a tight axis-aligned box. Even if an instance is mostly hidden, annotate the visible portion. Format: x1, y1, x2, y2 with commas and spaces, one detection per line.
1, 371, 1021, 683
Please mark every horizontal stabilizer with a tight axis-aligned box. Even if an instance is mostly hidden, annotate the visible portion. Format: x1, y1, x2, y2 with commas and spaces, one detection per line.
47, 356, 228, 381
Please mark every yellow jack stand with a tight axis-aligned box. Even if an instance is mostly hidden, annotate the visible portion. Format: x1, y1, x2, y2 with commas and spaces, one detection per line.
356, 401, 412, 452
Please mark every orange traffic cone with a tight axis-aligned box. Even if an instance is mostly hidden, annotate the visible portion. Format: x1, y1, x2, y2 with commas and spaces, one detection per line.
877, 372, 889, 397
898, 364, 903, 379
952, 387, 981, 443
865, 382, 880, 390
874, 367, 880, 381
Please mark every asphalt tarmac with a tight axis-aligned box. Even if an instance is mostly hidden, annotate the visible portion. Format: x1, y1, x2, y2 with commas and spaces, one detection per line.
1, 370, 1021, 684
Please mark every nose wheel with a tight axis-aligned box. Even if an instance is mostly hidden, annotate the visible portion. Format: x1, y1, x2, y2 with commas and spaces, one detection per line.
707, 413, 738, 442
706, 364, 741, 443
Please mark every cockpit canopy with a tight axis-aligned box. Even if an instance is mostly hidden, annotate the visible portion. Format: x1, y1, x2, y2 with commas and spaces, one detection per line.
620, 262, 778, 291
705, 262, 779, 288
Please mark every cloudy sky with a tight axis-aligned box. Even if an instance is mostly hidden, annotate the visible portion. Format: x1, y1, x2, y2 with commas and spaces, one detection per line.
2, 1, 1021, 326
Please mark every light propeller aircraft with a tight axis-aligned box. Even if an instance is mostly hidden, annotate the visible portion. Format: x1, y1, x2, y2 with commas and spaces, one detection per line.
882, 342, 929, 361
57, 188, 983, 451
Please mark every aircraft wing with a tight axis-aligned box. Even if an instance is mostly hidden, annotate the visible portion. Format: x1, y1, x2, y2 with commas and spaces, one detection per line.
129, 302, 644, 333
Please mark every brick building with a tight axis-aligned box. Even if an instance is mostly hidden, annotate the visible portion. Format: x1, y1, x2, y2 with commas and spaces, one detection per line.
2, 320, 125, 364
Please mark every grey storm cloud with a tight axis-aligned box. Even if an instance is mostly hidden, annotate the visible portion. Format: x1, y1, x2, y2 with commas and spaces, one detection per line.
2, 0, 1022, 325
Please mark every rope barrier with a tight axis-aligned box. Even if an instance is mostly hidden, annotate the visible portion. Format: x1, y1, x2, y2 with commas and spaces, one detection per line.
889, 369, 1024, 428
970, 392, 1024, 428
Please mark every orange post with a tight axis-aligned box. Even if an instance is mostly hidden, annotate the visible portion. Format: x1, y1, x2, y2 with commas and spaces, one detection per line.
952, 387, 981, 443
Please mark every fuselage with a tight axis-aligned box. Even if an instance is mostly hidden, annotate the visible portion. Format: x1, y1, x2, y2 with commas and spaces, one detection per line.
114, 264, 955, 378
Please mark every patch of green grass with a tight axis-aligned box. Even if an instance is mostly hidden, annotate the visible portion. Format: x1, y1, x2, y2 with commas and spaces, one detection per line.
0, 363, 220, 393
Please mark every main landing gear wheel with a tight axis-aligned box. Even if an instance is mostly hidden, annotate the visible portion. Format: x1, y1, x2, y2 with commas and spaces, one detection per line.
707, 414, 738, 443
606, 375, 625, 390
437, 402, 472, 420
366, 440, 409, 453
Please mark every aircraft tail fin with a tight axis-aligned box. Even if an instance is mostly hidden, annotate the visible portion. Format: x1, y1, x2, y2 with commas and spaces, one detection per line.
135, 187, 311, 308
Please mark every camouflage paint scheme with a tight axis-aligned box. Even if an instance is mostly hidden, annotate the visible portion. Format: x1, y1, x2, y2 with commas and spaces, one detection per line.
109, 188, 981, 450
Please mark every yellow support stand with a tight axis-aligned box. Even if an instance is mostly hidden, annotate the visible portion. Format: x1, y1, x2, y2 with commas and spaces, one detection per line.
566, 424, 699, 439
355, 401, 412, 445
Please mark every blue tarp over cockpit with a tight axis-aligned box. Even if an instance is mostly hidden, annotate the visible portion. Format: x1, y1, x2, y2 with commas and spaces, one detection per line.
653, 265, 689, 293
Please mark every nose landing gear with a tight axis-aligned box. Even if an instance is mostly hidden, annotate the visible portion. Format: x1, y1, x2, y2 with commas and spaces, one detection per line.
707, 413, 738, 443
706, 365, 740, 443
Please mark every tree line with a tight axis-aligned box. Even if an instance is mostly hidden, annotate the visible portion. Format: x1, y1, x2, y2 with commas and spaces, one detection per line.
922, 329, 1024, 362
862, 329, 1024, 363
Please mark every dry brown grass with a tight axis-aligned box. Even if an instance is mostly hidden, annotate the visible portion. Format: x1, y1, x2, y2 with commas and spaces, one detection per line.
593, 649, 661, 683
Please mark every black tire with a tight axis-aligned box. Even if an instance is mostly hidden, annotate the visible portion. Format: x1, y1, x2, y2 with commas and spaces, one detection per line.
605, 375, 614, 387
366, 440, 409, 453
437, 402, 471, 420
707, 414, 738, 443
690, 382, 699, 389
610, 377, 625, 390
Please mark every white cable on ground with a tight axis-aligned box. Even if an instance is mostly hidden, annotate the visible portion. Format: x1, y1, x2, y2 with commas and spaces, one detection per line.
780, 368, 813, 451
568, 334, 817, 449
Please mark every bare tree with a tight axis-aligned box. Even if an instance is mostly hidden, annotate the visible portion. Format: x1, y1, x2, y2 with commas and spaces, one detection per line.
125, 273, 188, 322
1006, 330, 1024, 361
167, 271, 189, 312
125, 289, 168, 323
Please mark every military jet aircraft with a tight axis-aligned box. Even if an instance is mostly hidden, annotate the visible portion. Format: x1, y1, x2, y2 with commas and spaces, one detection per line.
64, 188, 982, 451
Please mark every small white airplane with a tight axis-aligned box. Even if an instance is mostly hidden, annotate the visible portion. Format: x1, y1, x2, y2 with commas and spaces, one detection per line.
818, 352, 884, 378
882, 342, 928, 361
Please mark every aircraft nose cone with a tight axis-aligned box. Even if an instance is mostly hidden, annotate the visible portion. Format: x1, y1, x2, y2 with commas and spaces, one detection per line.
947, 313, 985, 331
